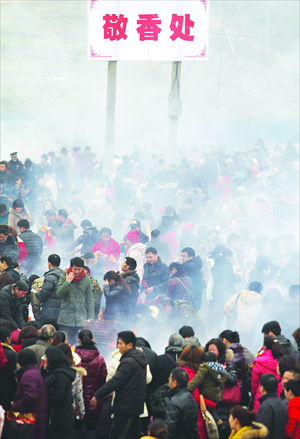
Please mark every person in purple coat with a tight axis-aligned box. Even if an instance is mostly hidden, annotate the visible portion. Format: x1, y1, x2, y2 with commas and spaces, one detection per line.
12, 349, 48, 439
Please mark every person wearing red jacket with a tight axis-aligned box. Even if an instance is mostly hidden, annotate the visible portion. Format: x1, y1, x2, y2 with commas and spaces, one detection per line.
0, 340, 7, 370
284, 379, 300, 439
92, 227, 120, 272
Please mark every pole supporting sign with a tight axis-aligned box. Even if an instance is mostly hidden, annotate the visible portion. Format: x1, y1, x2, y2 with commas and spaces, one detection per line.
88, 1, 209, 61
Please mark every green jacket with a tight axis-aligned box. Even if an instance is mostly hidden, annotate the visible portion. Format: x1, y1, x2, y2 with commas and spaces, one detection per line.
187, 361, 227, 403
56, 271, 94, 327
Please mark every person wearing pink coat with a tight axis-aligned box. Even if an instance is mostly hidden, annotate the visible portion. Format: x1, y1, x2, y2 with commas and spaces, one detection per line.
251, 335, 285, 411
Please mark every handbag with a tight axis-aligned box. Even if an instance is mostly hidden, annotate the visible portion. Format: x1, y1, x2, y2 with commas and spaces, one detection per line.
6, 411, 36, 439
222, 380, 242, 405
199, 395, 219, 439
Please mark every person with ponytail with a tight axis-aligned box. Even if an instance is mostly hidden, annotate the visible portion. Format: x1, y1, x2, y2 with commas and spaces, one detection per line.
75, 329, 107, 439
251, 335, 285, 411
228, 405, 267, 439
103, 270, 131, 321
284, 379, 300, 439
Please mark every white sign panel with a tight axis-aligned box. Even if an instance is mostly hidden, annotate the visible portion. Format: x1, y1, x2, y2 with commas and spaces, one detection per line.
88, 1, 209, 61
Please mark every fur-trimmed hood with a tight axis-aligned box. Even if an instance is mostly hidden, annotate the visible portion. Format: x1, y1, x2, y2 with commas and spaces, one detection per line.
225, 348, 234, 362
240, 422, 268, 439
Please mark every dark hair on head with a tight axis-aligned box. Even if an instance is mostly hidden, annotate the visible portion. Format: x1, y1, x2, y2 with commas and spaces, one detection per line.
41, 319, 59, 331
136, 337, 151, 349
48, 254, 61, 267
100, 227, 112, 236
0, 327, 11, 342
12, 199, 24, 210
14, 280, 29, 292
9, 227, 19, 243
209, 244, 226, 260
118, 330, 136, 347
292, 327, 300, 348
169, 262, 186, 276
0, 319, 15, 332
52, 331, 67, 346
104, 270, 131, 293
179, 326, 194, 338
57, 343, 73, 365
17, 219, 30, 229
124, 257, 137, 271
171, 368, 188, 387
227, 233, 241, 245
284, 379, 300, 397
83, 265, 91, 275
263, 335, 285, 359
147, 419, 167, 439
0, 225, 9, 236
260, 373, 278, 393
289, 285, 300, 299
57, 209, 68, 219
78, 329, 96, 347
219, 330, 240, 344
15, 176, 23, 182
12, 261, 19, 269
262, 321, 281, 336
17, 325, 39, 344
179, 345, 204, 366
229, 406, 256, 427
205, 339, 227, 364
80, 219, 92, 228
70, 257, 84, 268
83, 251, 95, 260
145, 247, 158, 255
16, 349, 37, 367
0, 255, 13, 267
278, 355, 300, 377
0, 204, 8, 214
203, 351, 217, 363
151, 229, 161, 238
248, 281, 263, 294
45, 346, 69, 372
24, 320, 41, 330
164, 206, 176, 216
0, 272, 14, 290
44, 209, 56, 217
181, 247, 195, 258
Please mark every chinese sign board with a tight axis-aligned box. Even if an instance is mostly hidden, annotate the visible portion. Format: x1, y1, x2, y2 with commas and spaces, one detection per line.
88, 1, 209, 61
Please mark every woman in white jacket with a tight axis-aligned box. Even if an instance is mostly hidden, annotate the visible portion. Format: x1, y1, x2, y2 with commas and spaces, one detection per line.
124, 230, 147, 279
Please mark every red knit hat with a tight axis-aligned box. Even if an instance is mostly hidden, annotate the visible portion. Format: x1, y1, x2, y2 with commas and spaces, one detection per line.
126, 230, 140, 243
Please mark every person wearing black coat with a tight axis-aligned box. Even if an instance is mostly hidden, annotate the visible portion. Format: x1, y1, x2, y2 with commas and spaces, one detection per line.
147, 230, 171, 263
181, 248, 206, 311
165, 368, 198, 439
154, 335, 184, 391
0, 327, 17, 410
68, 221, 102, 254
0, 281, 28, 329
0, 225, 19, 262
142, 248, 169, 301
0, 256, 20, 283
44, 346, 76, 439
257, 374, 288, 439
103, 271, 129, 321
18, 221, 43, 270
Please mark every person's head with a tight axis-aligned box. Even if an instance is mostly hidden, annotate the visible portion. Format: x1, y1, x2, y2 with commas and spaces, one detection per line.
292, 327, 300, 348
282, 369, 300, 387
16, 219, 30, 232
78, 328, 95, 348
0, 224, 9, 243
183, 198, 193, 210
289, 285, 300, 301
248, 281, 263, 294
125, 230, 140, 246
145, 247, 159, 265
117, 331, 136, 354
0, 327, 11, 344
159, 297, 175, 314
12, 199, 24, 213
121, 257, 137, 272
0, 161, 6, 172
100, 227, 112, 243
16, 349, 37, 368
51, 331, 67, 346
129, 218, 141, 230
83, 250, 96, 267
263, 335, 285, 359
229, 406, 256, 432
260, 373, 278, 395
10, 152, 18, 162
57, 209, 68, 223
168, 333, 184, 348
39, 324, 56, 343
147, 419, 167, 439
284, 379, 300, 401
44, 345, 69, 372
17, 325, 39, 344
181, 247, 195, 263
48, 254, 61, 269
262, 321, 281, 337
0, 272, 14, 289
205, 338, 227, 363
219, 330, 240, 346
179, 345, 204, 365
278, 355, 300, 377
169, 368, 188, 389
151, 229, 161, 239
44, 209, 56, 223
15, 176, 22, 186
80, 219, 92, 230
0, 204, 8, 217
0, 255, 13, 272
203, 351, 217, 363
179, 326, 195, 339
70, 257, 84, 276
12, 280, 28, 299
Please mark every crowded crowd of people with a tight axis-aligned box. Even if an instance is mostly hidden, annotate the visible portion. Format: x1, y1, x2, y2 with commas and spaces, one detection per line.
0, 139, 299, 439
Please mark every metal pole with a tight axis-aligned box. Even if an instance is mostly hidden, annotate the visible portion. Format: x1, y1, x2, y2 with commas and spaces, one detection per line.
168, 61, 181, 165
104, 61, 117, 176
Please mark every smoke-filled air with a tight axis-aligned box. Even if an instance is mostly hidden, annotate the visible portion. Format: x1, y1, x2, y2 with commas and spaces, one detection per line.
0, 1, 299, 439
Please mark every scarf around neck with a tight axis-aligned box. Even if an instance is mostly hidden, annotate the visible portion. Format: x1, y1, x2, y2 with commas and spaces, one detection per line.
67, 267, 86, 283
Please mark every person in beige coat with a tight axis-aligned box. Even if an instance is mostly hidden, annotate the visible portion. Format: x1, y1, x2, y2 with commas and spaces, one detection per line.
8, 199, 33, 231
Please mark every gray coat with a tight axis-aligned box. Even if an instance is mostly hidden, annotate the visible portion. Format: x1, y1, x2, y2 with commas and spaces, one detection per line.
36, 268, 64, 321
0, 285, 25, 329
19, 229, 43, 263
0, 235, 19, 262
56, 271, 94, 327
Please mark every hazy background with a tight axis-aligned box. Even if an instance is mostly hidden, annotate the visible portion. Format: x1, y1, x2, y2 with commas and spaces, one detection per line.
1, 0, 299, 160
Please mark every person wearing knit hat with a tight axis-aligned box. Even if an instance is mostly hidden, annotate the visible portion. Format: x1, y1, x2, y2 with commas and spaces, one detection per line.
124, 230, 147, 279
